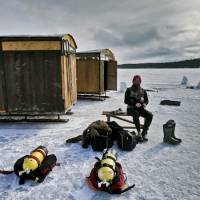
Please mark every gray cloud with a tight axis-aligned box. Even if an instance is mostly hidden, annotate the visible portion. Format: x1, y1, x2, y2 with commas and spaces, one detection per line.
0, 0, 200, 63
94, 24, 160, 47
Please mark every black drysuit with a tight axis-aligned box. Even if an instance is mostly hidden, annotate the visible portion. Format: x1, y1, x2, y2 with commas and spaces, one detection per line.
124, 85, 153, 135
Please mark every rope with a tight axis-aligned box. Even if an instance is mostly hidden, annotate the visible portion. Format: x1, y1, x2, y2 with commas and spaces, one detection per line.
0, 170, 14, 175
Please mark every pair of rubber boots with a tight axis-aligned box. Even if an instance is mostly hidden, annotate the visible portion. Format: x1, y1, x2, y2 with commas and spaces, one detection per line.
163, 120, 182, 145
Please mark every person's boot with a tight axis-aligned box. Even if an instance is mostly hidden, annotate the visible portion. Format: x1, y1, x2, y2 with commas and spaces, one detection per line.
137, 131, 143, 143
141, 130, 148, 142
163, 122, 180, 145
169, 120, 182, 143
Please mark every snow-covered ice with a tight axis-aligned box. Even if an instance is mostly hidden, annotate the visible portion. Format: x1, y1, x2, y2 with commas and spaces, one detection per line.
0, 68, 200, 200
119, 82, 127, 93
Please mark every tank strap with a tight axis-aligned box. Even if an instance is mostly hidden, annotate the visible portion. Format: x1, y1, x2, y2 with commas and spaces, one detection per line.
31, 146, 48, 155
95, 157, 101, 161
34, 149, 46, 158
28, 155, 41, 166
103, 156, 116, 162
101, 163, 115, 174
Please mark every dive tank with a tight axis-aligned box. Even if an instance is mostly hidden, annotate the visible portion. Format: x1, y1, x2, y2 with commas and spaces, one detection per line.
97, 149, 117, 187
22, 146, 48, 173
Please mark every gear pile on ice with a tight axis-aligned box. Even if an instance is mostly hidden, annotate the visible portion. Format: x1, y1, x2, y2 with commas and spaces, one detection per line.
180, 76, 189, 86
180, 76, 200, 89
66, 120, 113, 151
86, 149, 135, 194
163, 120, 182, 145
196, 81, 200, 89
66, 120, 138, 151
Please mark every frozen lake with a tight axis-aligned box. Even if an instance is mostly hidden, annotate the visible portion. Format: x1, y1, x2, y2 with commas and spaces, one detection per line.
118, 68, 200, 88
0, 68, 200, 200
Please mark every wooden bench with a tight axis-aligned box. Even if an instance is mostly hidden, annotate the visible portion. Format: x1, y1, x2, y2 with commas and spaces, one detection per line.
102, 111, 144, 130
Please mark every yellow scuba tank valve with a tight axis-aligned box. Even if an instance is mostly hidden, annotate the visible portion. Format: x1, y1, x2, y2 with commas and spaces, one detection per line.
97, 149, 117, 187
22, 146, 48, 174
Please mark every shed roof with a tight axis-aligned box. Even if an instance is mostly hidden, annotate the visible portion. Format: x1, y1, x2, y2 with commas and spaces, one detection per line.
0, 34, 77, 49
77, 48, 116, 61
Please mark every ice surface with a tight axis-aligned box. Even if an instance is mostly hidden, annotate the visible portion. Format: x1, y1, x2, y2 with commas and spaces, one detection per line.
0, 68, 200, 200
119, 82, 127, 93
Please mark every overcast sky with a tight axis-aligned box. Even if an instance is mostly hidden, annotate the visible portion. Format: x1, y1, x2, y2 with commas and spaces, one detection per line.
0, 0, 200, 63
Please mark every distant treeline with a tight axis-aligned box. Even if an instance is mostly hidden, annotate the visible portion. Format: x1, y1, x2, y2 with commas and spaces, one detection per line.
118, 58, 200, 69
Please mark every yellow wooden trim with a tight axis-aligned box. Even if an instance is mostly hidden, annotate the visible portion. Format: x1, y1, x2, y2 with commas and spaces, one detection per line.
62, 34, 77, 49
2, 41, 61, 51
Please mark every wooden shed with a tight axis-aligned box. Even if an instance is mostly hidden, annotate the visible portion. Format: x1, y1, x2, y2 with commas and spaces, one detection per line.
76, 49, 117, 98
0, 34, 77, 117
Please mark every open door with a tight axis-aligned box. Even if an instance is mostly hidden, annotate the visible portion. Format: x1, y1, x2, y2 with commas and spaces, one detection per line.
105, 61, 117, 91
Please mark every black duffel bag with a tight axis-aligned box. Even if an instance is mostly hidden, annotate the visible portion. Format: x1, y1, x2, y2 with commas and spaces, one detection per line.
106, 121, 123, 141
117, 130, 137, 151
91, 135, 113, 152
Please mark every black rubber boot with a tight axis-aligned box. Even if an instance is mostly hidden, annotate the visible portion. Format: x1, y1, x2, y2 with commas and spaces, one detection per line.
163, 121, 181, 145
169, 120, 182, 143
137, 132, 143, 143
142, 131, 148, 142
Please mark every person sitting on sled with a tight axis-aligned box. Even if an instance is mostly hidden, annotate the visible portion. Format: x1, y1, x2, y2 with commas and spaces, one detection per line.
124, 75, 153, 142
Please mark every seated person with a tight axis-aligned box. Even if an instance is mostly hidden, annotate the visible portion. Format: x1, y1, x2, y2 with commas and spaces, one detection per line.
124, 75, 153, 142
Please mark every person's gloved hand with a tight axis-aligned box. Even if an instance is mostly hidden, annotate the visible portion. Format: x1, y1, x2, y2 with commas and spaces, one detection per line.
143, 103, 147, 108
136, 103, 142, 108
140, 97, 144, 103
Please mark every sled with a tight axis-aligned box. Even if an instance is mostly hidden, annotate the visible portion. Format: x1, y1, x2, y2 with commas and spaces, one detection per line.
78, 94, 110, 101
0, 114, 69, 123
86, 177, 98, 192
86, 177, 135, 194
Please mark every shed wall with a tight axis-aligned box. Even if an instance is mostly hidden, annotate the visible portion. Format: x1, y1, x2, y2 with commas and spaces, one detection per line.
106, 61, 117, 91
1, 51, 64, 114
77, 59, 101, 93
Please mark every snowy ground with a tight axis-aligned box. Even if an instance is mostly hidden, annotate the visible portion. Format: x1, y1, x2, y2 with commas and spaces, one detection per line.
0, 68, 200, 200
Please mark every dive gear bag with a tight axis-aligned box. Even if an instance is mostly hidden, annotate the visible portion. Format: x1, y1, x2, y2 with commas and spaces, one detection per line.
106, 121, 123, 140
117, 130, 137, 151
91, 135, 113, 151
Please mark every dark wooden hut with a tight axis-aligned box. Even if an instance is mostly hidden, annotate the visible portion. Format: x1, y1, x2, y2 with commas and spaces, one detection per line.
0, 34, 77, 117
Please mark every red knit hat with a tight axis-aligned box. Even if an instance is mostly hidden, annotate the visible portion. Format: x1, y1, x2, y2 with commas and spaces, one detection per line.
133, 75, 142, 83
